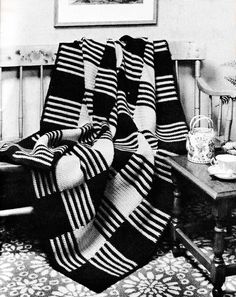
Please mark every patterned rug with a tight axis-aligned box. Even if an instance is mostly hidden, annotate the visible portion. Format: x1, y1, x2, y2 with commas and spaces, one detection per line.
1, 199, 236, 297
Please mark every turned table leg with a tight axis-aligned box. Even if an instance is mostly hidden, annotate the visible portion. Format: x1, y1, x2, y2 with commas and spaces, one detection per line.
171, 171, 183, 257
211, 201, 227, 297
0, 218, 6, 255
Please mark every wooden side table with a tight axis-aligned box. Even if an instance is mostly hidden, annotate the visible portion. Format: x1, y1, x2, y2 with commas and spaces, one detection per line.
166, 155, 236, 297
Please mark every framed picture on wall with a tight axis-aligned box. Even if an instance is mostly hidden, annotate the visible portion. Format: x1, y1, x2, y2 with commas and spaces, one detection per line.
54, 0, 157, 27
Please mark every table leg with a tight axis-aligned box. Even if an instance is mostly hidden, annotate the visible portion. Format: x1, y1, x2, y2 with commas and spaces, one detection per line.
0, 218, 5, 255
171, 171, 183, 257
226, 204, 232, 236
211, 201, 227, 297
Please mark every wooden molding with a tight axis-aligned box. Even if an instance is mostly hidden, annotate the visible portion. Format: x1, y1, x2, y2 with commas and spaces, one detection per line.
0, 45, 57, 67
0, 41, 206, 67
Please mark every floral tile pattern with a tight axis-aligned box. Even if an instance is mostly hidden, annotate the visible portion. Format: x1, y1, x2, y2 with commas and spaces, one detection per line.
1, 201, 236, 297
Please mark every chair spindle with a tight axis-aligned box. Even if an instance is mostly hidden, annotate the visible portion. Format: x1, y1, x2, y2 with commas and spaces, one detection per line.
19, 66, 24, 139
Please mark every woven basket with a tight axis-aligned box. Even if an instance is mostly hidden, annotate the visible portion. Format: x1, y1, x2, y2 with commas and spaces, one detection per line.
186, 115, 215, 164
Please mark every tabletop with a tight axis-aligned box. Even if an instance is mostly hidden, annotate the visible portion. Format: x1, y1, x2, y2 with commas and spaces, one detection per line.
166, 155, 236, 200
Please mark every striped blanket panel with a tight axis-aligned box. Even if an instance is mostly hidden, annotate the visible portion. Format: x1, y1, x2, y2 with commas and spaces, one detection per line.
154, 40, 188, 153
0, 36, 188, 292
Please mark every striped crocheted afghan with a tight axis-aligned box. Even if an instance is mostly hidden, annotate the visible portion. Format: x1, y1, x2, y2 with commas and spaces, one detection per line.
0, 36, 188, 292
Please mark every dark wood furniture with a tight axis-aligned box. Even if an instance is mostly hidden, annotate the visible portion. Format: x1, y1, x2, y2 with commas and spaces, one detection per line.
166, 155, 236, 297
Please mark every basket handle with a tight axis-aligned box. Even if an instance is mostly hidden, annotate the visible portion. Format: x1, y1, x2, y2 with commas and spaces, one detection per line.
192, 117, 213, 130
189, 115, 209, 129
190, 115, 213, 130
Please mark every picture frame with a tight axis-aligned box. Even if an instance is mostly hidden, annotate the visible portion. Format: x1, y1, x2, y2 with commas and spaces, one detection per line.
54, 0, 157, 27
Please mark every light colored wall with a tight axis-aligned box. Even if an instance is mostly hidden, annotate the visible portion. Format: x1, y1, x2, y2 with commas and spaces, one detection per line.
1, 0, 236, 48
1, 0, 236, 140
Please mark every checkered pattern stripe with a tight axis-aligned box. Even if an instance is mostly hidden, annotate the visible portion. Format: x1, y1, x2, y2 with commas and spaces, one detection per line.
42, 42, 85, 129
154, 40, 188, 153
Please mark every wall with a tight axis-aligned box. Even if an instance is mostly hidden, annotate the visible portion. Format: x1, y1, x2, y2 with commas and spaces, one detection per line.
1, 0, 236, 48
1, 0, 236, 140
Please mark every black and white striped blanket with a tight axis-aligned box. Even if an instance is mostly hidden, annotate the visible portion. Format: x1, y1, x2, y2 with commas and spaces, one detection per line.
0, 36, 188, 292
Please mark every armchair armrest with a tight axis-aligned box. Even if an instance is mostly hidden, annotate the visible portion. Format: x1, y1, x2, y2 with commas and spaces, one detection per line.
197, 77, 236, 97
196, 77, 236, 143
